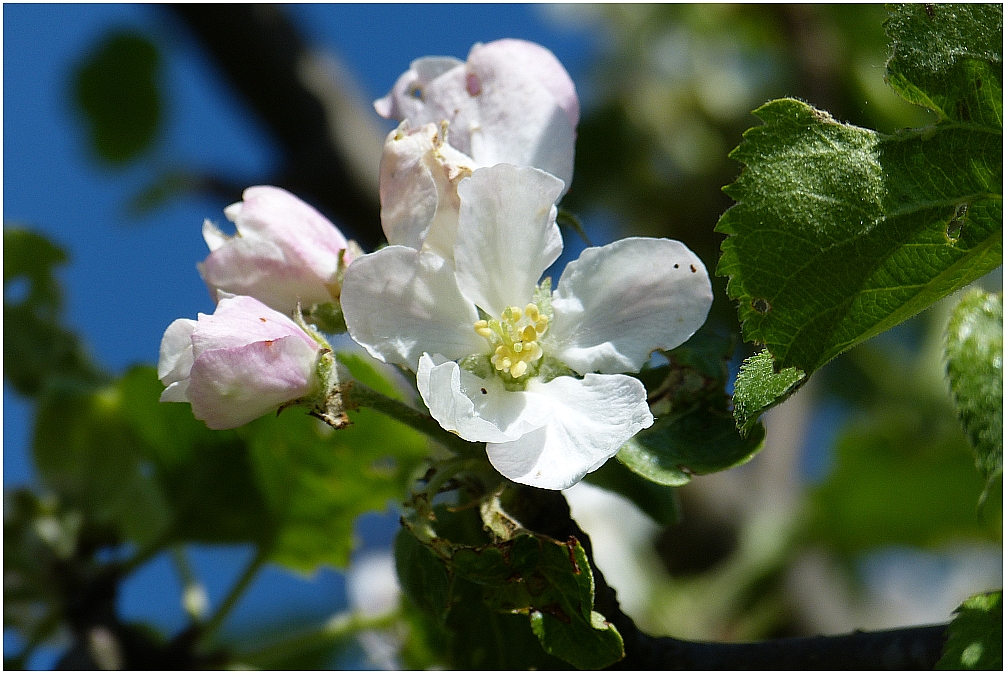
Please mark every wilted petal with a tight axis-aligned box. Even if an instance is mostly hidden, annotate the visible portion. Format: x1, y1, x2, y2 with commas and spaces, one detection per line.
341, 247, 485, 370
378, 121, 475, 260
417, 354, 547, 443
485, 373, 653, 490
548, 238, 713, 375
454, 165, 564, 317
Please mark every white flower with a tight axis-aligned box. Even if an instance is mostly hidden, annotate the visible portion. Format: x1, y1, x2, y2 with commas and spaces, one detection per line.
341, 164, 713, 490
198, 185, 356, 314
158, 295, 323, 430
375, 38, 578, 192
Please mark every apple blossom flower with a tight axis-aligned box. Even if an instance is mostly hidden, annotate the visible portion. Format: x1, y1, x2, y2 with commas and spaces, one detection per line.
198, 185, 357, 315
158, 295, 324, 430
374, 39, 578, 192
341, 164, 713, 490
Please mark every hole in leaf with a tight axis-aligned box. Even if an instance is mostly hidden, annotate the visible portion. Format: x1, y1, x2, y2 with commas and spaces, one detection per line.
752, 298, 771, 314
946, 202, 969, 242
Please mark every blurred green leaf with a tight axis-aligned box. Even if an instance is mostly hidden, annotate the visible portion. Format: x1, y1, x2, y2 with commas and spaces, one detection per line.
118, 367, 274, 546
946, 290, 1003, 489
242, 354, 429, 573
885, 4, 1003, 126
806, 407, 1002, 556
33, 381, 171, 546
732, 349, 806, 435
74, 31, 161, 164
620, 334, 766, 485
4, 228, 103, 396
937, 590, 1003, 670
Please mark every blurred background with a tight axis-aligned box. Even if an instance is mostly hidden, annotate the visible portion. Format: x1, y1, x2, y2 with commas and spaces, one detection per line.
4, 4, 1001, 669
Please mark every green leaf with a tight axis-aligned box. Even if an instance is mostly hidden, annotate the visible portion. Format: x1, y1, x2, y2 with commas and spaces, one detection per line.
3, 228, 103, 396
731, 349, 806, 435
716, 97, 1002, 376
717, 6, 1003, 390
73, 31, 161, 164
394, 528, 452, 622
450, 534, 624, 669
117, 366, 275, 546
946, 290, 1003, 488
32, 380, 171, 546
937, 590, 1003, 670
243, 354, 429, 573
619, 334, 767, 485
885, 4, 1003, 126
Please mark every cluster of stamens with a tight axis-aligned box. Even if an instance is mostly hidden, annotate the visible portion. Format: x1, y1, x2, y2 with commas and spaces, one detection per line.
474, 303, 549, 379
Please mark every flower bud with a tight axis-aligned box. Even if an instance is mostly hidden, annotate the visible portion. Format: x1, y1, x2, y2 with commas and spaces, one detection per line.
158, 295, 323, 429
198, 186, 356, 315
374, 39, 578, 191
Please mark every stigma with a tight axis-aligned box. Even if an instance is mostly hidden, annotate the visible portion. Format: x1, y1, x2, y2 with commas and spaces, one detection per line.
473, 303, 549, 379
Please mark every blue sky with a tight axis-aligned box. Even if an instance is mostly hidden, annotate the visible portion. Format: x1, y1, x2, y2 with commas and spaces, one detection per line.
3, 4, 597, 666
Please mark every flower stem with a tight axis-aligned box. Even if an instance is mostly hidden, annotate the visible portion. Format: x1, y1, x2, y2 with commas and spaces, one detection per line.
199, 547, 268, 645
346, 381, 482, 456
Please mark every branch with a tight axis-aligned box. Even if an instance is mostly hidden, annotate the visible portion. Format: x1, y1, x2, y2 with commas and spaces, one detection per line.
165, 4, 384, 249
512, 486, 948, 670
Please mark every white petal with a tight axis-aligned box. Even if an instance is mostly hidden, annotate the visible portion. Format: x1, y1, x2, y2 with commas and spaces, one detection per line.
454, 165, 564, 317
486, 373, 653, 490
548, 238, 713, 375
465, 40, 578, 189
417, 354, 547, 443
159, 380, 190, 403
341, 247, 485, 370
201, 219, 229, 252
158, 318, 197, 383
378, 122, 476, 260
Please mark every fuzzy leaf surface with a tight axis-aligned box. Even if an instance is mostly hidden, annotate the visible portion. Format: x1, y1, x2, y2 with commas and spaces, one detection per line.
946, 290, 1003, 487
716, 5, 1002, 422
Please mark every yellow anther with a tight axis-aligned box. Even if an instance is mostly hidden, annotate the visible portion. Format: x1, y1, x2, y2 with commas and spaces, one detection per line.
525, 304, 540, 323
473, 320, 492, 338
525, 341, 542, 360
510, 360, 528, 378
535, 318, 549, 334
500, 357, 512, 371
521, 325, 538, 342
506, 305, 523, 321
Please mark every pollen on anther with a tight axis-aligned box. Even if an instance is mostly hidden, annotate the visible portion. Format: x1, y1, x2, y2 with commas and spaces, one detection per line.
474, 320, 492, 338
525, 304, 540, 322
521, 325, 538, 342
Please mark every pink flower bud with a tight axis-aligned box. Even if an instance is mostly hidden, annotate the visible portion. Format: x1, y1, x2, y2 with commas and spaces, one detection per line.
374, 39, 579, 190
198, 186, 355, 314
158, 295, 323, 430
